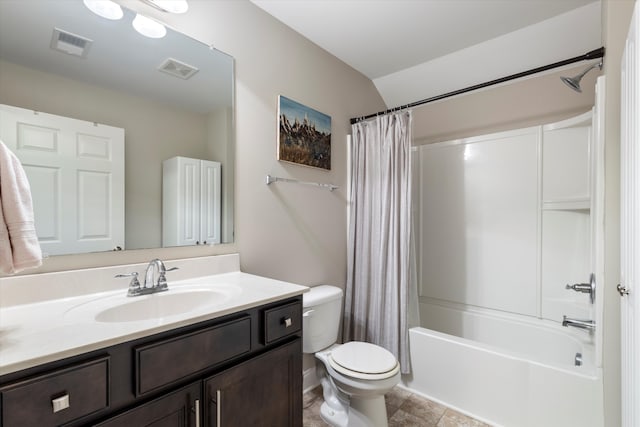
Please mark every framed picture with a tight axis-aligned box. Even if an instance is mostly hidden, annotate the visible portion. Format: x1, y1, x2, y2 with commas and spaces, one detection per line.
277, 95, 331, 170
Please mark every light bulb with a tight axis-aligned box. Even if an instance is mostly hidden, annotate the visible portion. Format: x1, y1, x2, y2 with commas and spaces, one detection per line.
83, 0, 124, 20
132, 13, 167, 39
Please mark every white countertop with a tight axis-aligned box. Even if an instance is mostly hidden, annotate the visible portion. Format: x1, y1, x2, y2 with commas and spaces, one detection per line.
0, 271, 308, 376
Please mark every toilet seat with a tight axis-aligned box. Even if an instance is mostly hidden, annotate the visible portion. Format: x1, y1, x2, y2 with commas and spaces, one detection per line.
328, 342, 400, 381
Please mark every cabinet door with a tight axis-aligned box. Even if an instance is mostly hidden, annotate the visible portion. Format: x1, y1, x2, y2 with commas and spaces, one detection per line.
94, 382, 201, 427
163, 157, 221, 247
177, 157, 202, 246
200, 160, 221, 245
204, 339, 302, 427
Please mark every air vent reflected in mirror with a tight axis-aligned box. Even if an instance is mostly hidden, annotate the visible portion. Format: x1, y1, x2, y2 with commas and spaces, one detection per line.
158, 58, 199, 80
50, 27, 93, 58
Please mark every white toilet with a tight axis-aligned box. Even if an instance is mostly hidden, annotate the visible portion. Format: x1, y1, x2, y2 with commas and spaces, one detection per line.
303, 285, 400, 427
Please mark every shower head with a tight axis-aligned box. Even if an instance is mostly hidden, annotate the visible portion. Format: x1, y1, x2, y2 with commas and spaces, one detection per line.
560, 61, 603, 93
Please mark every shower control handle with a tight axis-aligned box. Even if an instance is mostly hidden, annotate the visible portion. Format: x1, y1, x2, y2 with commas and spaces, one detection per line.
566, 283, 592, 292
565, 273, 595, 304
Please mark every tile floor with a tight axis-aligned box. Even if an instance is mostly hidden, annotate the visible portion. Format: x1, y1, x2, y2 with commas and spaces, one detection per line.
303, 386, 492, 427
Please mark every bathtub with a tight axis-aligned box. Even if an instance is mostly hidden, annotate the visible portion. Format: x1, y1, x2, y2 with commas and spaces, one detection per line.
402, 302, 604, 427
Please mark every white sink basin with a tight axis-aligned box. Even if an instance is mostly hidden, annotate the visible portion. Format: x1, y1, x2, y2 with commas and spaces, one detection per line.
95, 289, 220, 322
64, 283, 242, 323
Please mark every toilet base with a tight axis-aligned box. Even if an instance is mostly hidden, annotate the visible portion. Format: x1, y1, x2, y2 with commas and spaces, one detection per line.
316, 356, 391, 427
320, 400, 348, 427
319, 395, 390, 427
350, 395, 389, 427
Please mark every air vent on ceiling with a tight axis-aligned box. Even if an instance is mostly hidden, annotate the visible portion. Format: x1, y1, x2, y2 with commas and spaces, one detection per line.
158, 58, 199, 80
50, 28, 93, 58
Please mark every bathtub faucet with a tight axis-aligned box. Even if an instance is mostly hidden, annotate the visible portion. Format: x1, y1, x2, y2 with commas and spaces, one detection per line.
562, 315, 595, 331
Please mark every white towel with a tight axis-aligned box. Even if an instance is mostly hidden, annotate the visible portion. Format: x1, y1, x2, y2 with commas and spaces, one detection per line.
0, 140, 42, 274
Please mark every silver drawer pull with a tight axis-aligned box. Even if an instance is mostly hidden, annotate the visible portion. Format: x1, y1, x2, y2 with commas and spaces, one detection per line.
52, 394, 70, 413
216, 389, 222, 426
283, 317, 292, 328
194, 399, 200, 427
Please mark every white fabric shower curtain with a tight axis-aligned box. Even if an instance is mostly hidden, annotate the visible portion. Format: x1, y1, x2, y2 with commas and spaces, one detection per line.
343, 111, 413, 374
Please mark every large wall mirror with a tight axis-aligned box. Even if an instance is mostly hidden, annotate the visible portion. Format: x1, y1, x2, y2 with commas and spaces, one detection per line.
0, 1, 235, 256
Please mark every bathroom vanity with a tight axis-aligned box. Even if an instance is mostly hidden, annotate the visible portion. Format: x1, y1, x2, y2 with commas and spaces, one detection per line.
0, 256, 306, 426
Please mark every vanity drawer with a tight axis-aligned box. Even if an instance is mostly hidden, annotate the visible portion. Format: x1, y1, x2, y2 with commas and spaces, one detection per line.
0, 356, 109, 427
135, 316, 251, 396
264, 301, 302, 344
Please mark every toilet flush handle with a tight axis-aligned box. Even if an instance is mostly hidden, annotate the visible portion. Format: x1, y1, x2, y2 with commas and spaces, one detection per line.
303, 309, 314, 317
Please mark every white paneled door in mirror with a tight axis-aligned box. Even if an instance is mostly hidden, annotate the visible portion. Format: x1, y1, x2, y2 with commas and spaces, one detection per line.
0, 104, 124, 256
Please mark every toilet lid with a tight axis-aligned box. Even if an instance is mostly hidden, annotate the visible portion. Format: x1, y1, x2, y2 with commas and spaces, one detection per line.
329, 342, 398, 376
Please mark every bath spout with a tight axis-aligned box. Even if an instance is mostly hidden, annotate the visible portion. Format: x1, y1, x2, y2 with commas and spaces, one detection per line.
562, 315, 595, 331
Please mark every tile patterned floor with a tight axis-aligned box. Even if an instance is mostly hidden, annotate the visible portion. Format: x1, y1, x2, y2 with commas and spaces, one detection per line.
303, 386, 492, 427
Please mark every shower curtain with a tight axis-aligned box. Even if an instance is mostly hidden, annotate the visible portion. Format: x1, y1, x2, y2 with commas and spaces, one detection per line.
343, 111, 413, 374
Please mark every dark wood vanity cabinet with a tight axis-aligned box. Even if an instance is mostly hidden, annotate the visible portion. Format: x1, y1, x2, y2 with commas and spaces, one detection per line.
94, 382, 201, 427
0, 357, 110, 427
204, 339, 301, 427
0, 296, 303, 427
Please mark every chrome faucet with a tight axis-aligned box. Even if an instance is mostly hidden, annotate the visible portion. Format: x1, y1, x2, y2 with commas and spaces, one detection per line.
115, 258, 178, 297
562, 315, 595, 331
143, 258, 178, 292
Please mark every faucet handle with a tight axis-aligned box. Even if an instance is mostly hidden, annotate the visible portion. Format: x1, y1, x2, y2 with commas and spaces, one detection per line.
156, 266, 178, 291
565, 273, 596, 304
115, 272, 141, 296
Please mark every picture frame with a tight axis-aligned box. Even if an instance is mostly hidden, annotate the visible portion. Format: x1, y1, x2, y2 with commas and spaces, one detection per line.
277, 95, 331, 170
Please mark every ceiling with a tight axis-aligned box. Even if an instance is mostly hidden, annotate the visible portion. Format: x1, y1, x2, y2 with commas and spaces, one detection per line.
251, 0, 602, 107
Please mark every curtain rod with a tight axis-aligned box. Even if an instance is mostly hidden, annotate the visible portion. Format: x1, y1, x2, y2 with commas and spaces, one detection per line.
350, 47, 605, 125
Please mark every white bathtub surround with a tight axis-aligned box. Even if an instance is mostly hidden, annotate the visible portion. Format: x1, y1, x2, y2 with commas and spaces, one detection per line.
415, 111, 598, 322
345, 111, 415, 374
410, 107, 605, 426
0, 253, 308, 375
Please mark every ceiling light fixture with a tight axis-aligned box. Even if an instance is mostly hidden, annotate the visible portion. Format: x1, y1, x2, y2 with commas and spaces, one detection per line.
132, 13, 167, 38
141, 0, 189, 14
82, 0, 124, 20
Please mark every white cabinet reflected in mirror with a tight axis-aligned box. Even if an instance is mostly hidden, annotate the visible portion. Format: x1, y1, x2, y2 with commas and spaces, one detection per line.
0, 0, 234, 256
162, 156, 221, 248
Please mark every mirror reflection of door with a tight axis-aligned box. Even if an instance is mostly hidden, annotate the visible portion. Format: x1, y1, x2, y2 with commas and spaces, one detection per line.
0, 104, 124, 256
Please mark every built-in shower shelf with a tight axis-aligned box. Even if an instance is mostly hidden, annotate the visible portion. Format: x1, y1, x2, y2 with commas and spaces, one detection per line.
542, 199, 590, 211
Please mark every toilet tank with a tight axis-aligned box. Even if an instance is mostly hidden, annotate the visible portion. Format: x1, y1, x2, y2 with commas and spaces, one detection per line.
302, 285, 343, 353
